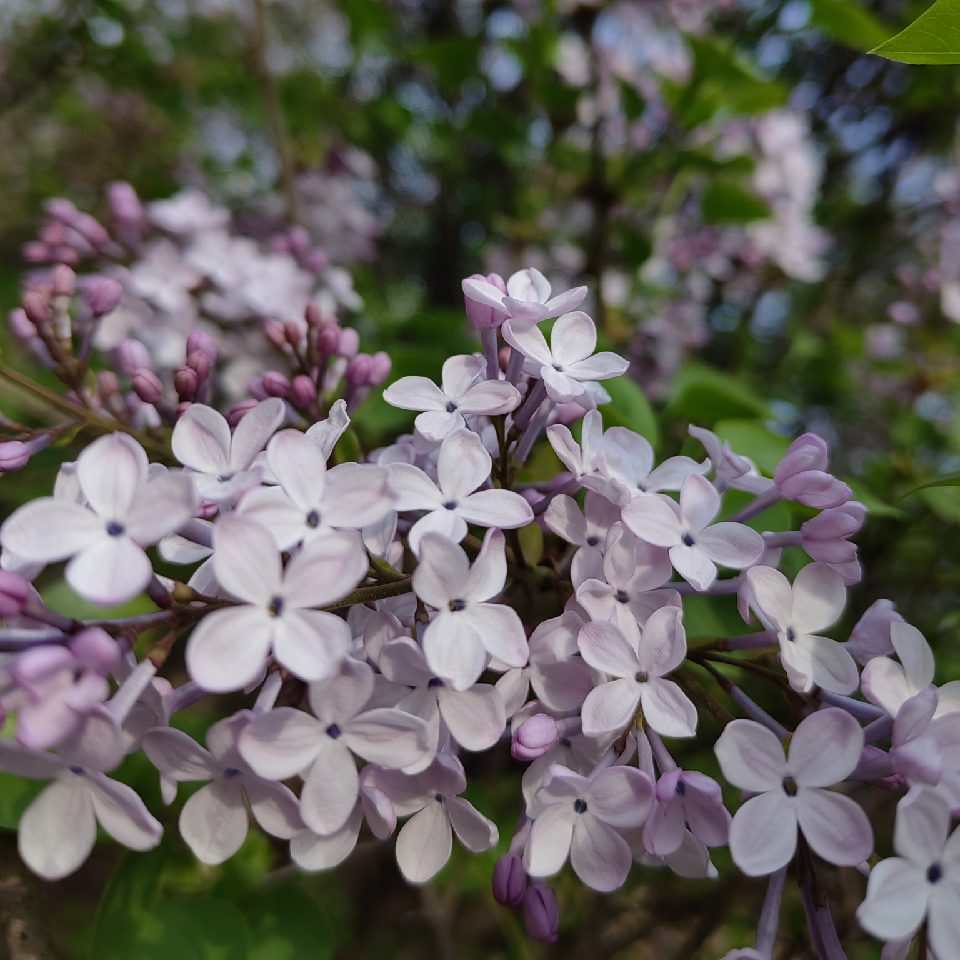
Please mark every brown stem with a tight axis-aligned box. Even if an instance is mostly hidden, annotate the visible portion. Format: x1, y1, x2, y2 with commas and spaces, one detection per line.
320, 577, 414, 610
0, 835, 56, 960
674, 666, 736, 726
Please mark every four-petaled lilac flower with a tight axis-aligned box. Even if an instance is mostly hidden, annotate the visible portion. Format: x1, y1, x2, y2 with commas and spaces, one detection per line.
462, 267, 587, 323
622, 473, 764, 591
382, 355, 521, 442
862, 622, 939, 718
414, 529, 529, 690
172, 398, 285, 504
577, 609, 697, 739
594, 426, 707, 501
142, 711, 302, 864
543, 490, 622, 588
239, 658, 433, 836
502, 312, 629, 404
525, 764, 655, 891
715, 709, 873, 876
185, 516, 365, 691
641, 769, 731, 856
745, 562, 858, 695
0, 433, 198, 606
390, 429, 533, 555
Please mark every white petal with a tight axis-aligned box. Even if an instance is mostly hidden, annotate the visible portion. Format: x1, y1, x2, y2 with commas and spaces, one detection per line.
244, 777, 304, 838
464, 527, 508, 602
238, 707, 322, 779
792, 563, 846, 635
19, 779, 96, 879
413, 533, 469, 608
125, 474, 198, 544
408, 510, 467, 556
422, 614, 487, 691
541, 365, 585, 404
697, 524, 764, 569
544, 495, 587, 545
679, 473, 721, 532
894, 787, 950, 864
585, 767, 655, 829
857, 858, 928, 942
788, 708, 862, 787
78, 433, 148, 519
565, 352, 629, 381
212, 516, 281, 605
179, 780, 248, 864
796, 787, 873, 866
305, 399, 350, 461
578, 619, 639, 678
891, 622, 936, 691
928, 880, 960, 960
465, 602, 529, 668
457, 380, 521, 416
186, 606, 274, 693
383, 376, 448, 412
87, 773, 162, 850
267, 429, 327, 509
446, 795, 498, 851
273, 610, 349, 683
323, 464, 393, 528
141, 728, 217, 781
570, 815, 633, 891
0, 741, 64, 779
230, 398, 285, 471
621, 495, 682, 548
637, 606, 686, 677
728, 791, 797, 876
715, 720, 786, 793
551, 312, 596, 366
396, 801, 452, 883
501, 319, 553, 367
291, 806, 362, 871
457, 489, 533, 530
300, 742, 359, 835
0, 499, 101, 562
342, 708, 432, 769
66, 537, 152, 607
862, 658, 913, 716
746, 566, 793, 632
309, 658, 375, 724
640, 678, 698, 738
414, 410, 462, 442
669, 543, 718, 592
507, 267, 551, 303
388, 463, 443, 512
436, 429, 491, 500
581, 679, 641, 737
236, 487, 307, 551
800, 634, 860, 696
172, 403, 231, 474
438, 684, 506, 751
441, 354, 485, 397
525, 803, 575, 878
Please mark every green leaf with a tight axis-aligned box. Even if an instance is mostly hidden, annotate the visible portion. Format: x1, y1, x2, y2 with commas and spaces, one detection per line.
0, 772, 44, 830
666, 365, 769, 425
895, 469, 960, 501
844, 478, 903, 518
713, 420, 790, 475
155, 898, 250, 960
247, 886, 336, 960
809, 0, 892, 50
600, 376, 659, 449
701, 182, 770, 224
871, 0, 960, 62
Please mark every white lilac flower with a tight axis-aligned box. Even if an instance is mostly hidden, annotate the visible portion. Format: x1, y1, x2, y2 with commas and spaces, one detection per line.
715, 709, 873, 876
390, 429, 533, 556
462, 267, 587, 323
622, 473, 764, 591
171, 398, 286, 504
0, 433, 198, 606
0, 709, 161, 879
577, 608, 697, 739
185, 516, 365, 692
524, 764, 655, 892
858, 787, 960, 959
543, 490, 622, 588
239, 658, 432, 836
595, 426, 707, 501
745, 563, 858, 695
502, 312, 629, 404
641, 768, 731, 856
887, 688, 960, 802
142, 711, 302, 864
237, 429, 393, 550
546, 409, 615, 491
414, 529, 529, 690
382, 354, 521, 442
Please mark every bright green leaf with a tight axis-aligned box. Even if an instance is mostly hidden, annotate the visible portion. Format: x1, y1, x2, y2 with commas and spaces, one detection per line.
701, 182, 770, 223
895, 469, 960, 501
666, 365, 769, 425
713, 420, 790, 474
871, 0, 960, 63
247, 886, 336, 960
0, 772, 44, 830
809, 0, 892, 50
844, 478, 903, 518
600, 376, 659, 448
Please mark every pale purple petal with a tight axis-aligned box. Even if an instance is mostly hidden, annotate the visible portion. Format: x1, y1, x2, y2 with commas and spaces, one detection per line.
378, 638, 435, 687
230, 398, 285, 471
463, 527, 508, 602
413, 533, 470, 608
679, 473, 720, 533
640, 679, 698, 738
457, 489, 534, 529
273, 610, 349, 683
172, 403, 231, 474
551, 312, 596, 366
697, 523, 764, 570
267, 429, 326, 509
66, 536, 152, 607
125, 474, 198, 545
141, 728, 217, 781
715, 720, 786, 792
862, 658, 913, 716
637, 606, 686, 676
543, 286, 588, 315
462, 277, 508, 311
440, 354, 485, 397
581, 679, 641, 737
643, 798, 686, 856
396, 801, 452, 883
645, 457, 708, 492
788, 708, 863, 787
797, 788, 873, 866
236, 487, 306, 550
300, 742, 359, 835
577, 619, 639, 678
746, 566, 793, 632
243, 777, 304, 838
570, 815, 633, 891
179, 780, 248, 864
283, 531, 367, 607
894, 787, 950, 865
544, 496, 587, 545
729, 790, 797, 876
238, 707, 321, 780
0, 741, 64, 779
507, 267, 551, 303
800, 635, 860, 696
501, 319, 553, 367
621, 495, 682, 548
928, 880, 960, 960
438, 684, 506, 751
212, 516, 280, 605
77, 433, 148, 519
436, 429, 490, 500
457, 380, 521, 415
0, 499, 101, 562
446, 795, 498, 851
792, 563, 846, 635
541, 365, 584, 404
290, 805, 361, 871
891, 622, 936, 691
88, 773, 162, 850
525, 803, 575, 878
585, 767, 654, 829
186, 606, 274, 693
342, 708, 431, 769
309, 658, 375, 724
414, 410, 462, 442
323, 464, 392, 528
382, 376, 448, 412
669, 543, 718, 592
465, 602, 529, 668
304, 399, 350, 461
388, 463, 443, 511
19, 779, 96, 879
408, 510, 468, 556
857, 858, 928, 942
422, 614, 487, 691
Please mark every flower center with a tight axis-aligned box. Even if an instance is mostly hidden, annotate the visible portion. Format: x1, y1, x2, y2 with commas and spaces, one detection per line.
427, 677, 444, 689
785, 627, 796, 641
268, 596, 284, 618
217, 473, 234, 482
223, 767, 242, 779
573, 799, 587, 814
553, 364, 563, 372
326, 723, 342, 740
305, 509, 320, 528
69, 765, 84, 775
106, 521, 125, 537
782, 776, 798, 797
559, 737, 571, 748
635, 671, 649, 683
615, 590, 630, 604
448, 599, 467, 612
681, 533, 695, 547
928, 862, 943, 884
586, 536, 599, 546
676, 780, 686, 796
443, 501, 457, 510
435, 793, 445, 803
445, 401, 457, 413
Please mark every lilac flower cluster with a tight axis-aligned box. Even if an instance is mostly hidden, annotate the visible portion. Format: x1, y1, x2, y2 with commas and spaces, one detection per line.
1, 256, 959, 957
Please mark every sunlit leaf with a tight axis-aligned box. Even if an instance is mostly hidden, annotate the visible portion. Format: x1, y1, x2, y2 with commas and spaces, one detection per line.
871, 0, 960, 62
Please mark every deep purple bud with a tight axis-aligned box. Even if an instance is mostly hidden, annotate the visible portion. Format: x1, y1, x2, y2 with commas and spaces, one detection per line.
264, 319, 287, 348
512, 714, 558, 761
464, 272, 508, 330
368, 351, 392, 387
22, 291, 50, 326
186, 330, 217, 368
132, 368, 163, 405
317, 321, 341, 355
0, 571, 30, 618
186, 351, 211, 382
338, 327, 359, 359
305, 302, 323, 327
291, 375, 317, 407
70, 627, 120, 674
51, 264, 76, 298
174, 366, 199, 401
9, 309, 36, 341
492, 854, 527, 908
0, 442, 30, 472
346, 354, 373, 388
284, 322, 303, 349
522, 885, 559, 943
117, 339, 152, 375
86, 277, 123, 318
227, 399, 258, 427
262, 371, 291, 398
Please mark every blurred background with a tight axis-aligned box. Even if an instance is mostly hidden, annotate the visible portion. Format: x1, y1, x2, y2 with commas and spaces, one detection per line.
1, 0, 959, 956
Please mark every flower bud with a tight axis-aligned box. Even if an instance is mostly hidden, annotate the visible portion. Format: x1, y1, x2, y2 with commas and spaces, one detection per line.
345, 354, 372, 389
338, 327, 359, 359
227, 399, 258, 427
186, 330, 217, 368
22, 242, 50, 263
498, 345, 512, 372
176, 401, 192, 419
22, 291, 51, 326
289, 225, 311, 255
264, 319, 287, 348
44, 198, 78, 221
847, 599, 902, 665
174, 366, 199, 401
262, 371, 291, 398
51, 264, 76, 298
368, 352, 392, 387
800, 502, 866, 564
70, 627, 120, 674
0, 571, 30, 618
86, 277, 123, 318
291, 375, 317, 407
132, 369, 163, 405
305, 250, 328, 273
512, 714, 558, 760
492, 854, 527, 907
305, 302, 323, 327
0, 442, 31, 472
521, 885, 559, 943
72, 212, 110, 247
107, 181, 144, 223
284, 322, 303, 349
317, 321, 341, 355
9, 309, 36, 341
774, 433, 850, 509
117, 339, 152, 375
98, 371, 120, 398
464, 272, 508, 329
247, 376, 268, 401
186, 351, 211, 382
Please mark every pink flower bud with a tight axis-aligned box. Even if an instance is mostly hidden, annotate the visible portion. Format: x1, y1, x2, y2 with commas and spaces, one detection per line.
53, 246, 81, 265
72, 212, 110, 247
774, 433, 829, 482
0, 441, 31, 472
291, 375, 317, 407
498, 346, 511, 372
117, 339, 152, 375
174, 366, 199, 401
70, 627, 120, 674
107, 181, 144, 223
51, 264, 76, 297
86, 277, 123, 317
305, 302, 323, 327
0, 571, 30, 617
346, 354, 372, 388
492, 854, 527, 907
98, 371, 120, 397
338, 327, 359, 359
248, 376, 268, 401
522, 885, 559, 943
264, 319, 286, 348
9, 309, 36, 341
289, 226, 311, 255
774, 434, 850, 509
227, 399, 258, 427
22, 242, 50, 263
176, 401, 193, 419
368, 351, 392, 387
511, 714, 558, 761
186, 351, 211, 382
305, 250, 328, 272
317, 321, 341, 355
464, 272, 508, 329
132, 369, 163, 405
44, 198, 78, 221
270, 236, 290, 254
262, 371, 291, 398
800, 502, 866, 564
284, 322, 303, 349
186, 330, 217, 368
22, 291, 50, 326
